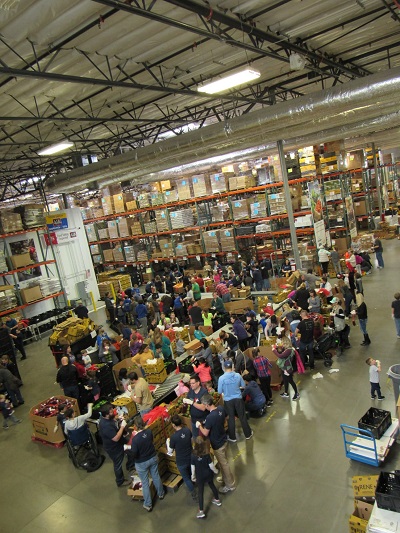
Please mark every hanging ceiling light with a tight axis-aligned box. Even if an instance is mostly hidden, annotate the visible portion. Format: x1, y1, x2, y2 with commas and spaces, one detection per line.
38, 141, 74, 156
198, 68, 261, 94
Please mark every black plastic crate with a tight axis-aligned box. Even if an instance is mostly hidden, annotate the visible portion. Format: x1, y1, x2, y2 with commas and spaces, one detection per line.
178, 358, 194, 375
358, 407, 392, 440
376, 472, 400, 513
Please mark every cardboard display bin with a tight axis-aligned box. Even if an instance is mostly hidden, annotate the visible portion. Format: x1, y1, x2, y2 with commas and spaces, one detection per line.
29, 395, 79, 444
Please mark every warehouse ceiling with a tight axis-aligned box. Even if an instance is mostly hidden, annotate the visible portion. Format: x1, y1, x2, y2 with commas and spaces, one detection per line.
0, 0, 399, 203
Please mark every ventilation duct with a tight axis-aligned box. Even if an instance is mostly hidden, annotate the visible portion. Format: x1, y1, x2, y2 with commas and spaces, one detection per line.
45, 66, 400, 194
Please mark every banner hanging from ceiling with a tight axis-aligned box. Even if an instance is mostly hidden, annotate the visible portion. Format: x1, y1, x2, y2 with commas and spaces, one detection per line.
307, 180, 326, 248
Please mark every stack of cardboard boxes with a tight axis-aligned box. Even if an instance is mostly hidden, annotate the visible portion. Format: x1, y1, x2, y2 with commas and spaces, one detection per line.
349, 475, 378, 533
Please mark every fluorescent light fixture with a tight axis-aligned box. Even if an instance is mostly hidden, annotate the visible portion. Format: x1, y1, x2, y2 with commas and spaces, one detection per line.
159, 123, 199, 139
198, 68, 261, 94
38, 141, 74, 156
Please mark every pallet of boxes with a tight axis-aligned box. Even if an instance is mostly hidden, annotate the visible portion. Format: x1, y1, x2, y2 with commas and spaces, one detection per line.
349, 475, 378, 533
272, 271, 300, 304
49, 317, 95, 347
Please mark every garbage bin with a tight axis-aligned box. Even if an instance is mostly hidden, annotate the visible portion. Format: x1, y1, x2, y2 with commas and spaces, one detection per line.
387, 364, 400, 406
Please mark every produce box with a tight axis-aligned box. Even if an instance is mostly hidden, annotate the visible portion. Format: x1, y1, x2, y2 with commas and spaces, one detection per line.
10, 253, 33, 269
112, 396, 137, 419
142, 359, 165, 374
349, 475, 379, 533
146, 368, 167, 384
30, 395, 79, 444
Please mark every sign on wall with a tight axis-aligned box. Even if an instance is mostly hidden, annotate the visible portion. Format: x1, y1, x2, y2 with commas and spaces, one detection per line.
46, 213, 68, 231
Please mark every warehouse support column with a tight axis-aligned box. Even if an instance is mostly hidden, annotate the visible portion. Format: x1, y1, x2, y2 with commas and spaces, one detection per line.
277, 140, 301, 268
372, 142, 383, 220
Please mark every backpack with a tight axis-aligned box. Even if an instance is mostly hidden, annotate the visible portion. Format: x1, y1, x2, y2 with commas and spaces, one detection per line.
276, 349, 294, 373
79, 452, 105, 472
123, 299, 132, 313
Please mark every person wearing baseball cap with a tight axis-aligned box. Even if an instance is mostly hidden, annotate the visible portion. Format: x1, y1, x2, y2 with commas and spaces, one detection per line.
217, 359, 253, 442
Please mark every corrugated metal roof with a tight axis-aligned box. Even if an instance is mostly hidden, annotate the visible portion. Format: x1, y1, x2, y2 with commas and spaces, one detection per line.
0, 0, 398, 200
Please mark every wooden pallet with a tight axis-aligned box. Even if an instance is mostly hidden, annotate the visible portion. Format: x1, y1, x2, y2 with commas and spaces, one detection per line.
31, 435, 65, 448
162, 472, 183, 493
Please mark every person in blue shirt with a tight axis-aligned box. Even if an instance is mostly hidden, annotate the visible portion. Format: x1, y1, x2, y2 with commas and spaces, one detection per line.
135, 299, 148, 334
96, 327, 111, 348
259, 312, 268, 332
217, 360, 253, 442
242, 374, 266, 415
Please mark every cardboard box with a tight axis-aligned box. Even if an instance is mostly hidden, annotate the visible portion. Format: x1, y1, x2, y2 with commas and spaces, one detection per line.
20, 285, 43, 304
225, 299, 254, 314
349, 501, 374, 533
352, 475, 379, 500
29, 395, 79, 444
349, 475, 378, 533
112, 396, 137, 418
354, 200, 367, 216
184, 338, 202, 355
127, 480, 156, 500
10, 253, 33, 269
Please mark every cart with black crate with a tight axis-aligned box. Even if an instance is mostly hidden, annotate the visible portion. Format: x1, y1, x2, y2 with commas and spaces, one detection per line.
341, 407, 398, 467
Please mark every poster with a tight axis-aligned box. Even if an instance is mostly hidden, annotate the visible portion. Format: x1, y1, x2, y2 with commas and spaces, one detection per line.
46, 212, 68, 231
345, 196, 357, 239
9, 239, 42, 281
307, 181, 326, 247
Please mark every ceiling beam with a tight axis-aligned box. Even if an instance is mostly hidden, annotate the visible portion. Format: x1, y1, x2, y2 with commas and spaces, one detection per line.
0, 115, 187, 124
160, 0, 370, 78
0, 65, 261, 105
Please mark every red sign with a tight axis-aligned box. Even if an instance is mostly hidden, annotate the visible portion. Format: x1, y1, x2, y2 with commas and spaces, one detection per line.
44, 232, 58, 245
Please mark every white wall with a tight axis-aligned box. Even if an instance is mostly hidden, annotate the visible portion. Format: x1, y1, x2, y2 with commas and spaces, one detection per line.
46, 208, 100, 305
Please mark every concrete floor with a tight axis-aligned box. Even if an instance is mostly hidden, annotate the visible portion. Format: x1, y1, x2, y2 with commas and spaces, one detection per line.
1, 240, 399, 533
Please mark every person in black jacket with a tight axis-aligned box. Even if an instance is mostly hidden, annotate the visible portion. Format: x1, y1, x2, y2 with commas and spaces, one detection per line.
104, 291, 115, 323
219, 330, 238, 351
356, 292, 370, 345
56, 356, 79, 399
293, 283, 310, 312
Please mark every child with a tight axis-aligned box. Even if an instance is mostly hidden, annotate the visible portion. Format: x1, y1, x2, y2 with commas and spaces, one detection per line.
194, 325, 206, 341
81, 349, 92, 369
175, 333, 186, 356
85, 370, 100, 401
366, 358, 385, 400
204, 381, 215, 394
193, 360, 212, 387
202, 309, 213, 328
0, 394, 21, 429
191, 437, 221, 519
155, 344, 164, 359
54, 403, 67, 434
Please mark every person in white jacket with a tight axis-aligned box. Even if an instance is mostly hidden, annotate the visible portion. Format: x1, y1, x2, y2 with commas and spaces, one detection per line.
64, 403, 93, 434
318, 247, 331, 275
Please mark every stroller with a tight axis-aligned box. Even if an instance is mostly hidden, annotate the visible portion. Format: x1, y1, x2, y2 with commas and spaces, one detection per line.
313, 331, 340, 367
